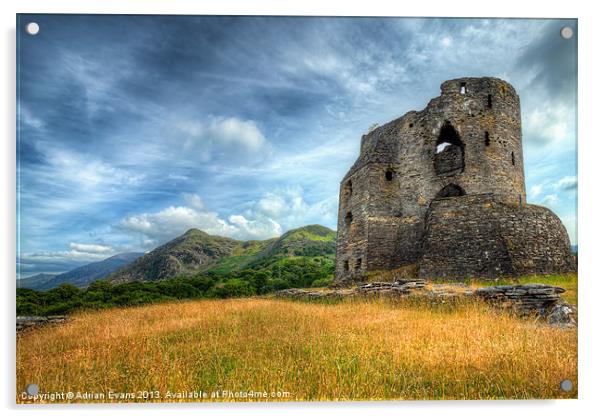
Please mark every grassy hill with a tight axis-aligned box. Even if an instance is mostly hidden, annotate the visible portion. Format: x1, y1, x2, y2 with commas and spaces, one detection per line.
203, 224, 335, 275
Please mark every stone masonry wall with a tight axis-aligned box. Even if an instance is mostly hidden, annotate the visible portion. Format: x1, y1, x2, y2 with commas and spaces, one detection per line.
420, 194, 575, 279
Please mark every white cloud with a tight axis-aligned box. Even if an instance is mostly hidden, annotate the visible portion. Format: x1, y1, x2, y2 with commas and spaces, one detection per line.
175, 116, 268, 159
117, 193, 283, 247
209, 117, 266, 152
228, 214, 282, 239
529, 184, 543, 199
441, 36, 453, 48
555, 176, 577, 191
20, 241, 116, 265
244, 187, 338, 233
167, 173, 189, 181
117, 189, 339, 249
119, 205, 236, 246
20, 106, 44, 130
256, 193, 289, 218
44, 147, 145, 190
68, 242, 113, 254
523, 102, 573, 146
183, 193, 205, 210
541, 194, 559, 206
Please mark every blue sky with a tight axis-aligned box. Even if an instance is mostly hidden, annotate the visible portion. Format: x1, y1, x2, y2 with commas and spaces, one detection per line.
17, 15, 577, 276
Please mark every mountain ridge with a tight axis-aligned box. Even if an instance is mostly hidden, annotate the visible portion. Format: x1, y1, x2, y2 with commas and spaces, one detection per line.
19, 252, 144, 291
109, 224, 336, 284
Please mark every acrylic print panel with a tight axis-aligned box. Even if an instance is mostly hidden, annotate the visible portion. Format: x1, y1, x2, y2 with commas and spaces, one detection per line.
16, 14, 577, 403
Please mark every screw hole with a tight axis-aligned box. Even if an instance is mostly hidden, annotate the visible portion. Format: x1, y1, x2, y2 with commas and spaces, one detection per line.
26, 22, 40, 36
560, 26, 573, 39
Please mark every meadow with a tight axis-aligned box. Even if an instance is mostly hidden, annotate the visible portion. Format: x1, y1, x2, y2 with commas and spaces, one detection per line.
17, 293, 577, 403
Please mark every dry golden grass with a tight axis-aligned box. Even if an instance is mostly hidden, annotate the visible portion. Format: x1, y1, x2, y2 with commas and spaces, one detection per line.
17, 297, 577, 403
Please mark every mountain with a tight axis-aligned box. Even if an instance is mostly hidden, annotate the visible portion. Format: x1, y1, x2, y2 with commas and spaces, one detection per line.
109, 229, 241, 283
262, 224, 336, 257
109, 225, 336, 284
18, 273, 57, 290
19, 252, 144, 291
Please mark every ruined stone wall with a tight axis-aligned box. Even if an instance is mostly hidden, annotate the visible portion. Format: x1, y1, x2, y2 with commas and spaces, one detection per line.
420, 194, 575, 280
335, 164, 370, 282
335, 77, 560, 284
350, 78, 526, 208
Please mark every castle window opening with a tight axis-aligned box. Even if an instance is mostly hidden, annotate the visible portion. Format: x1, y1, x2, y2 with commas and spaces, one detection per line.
434, 122, 465, 175
511, 152, 515, 166
460, 82, 467, 94
345, 211, 353, 226
347, 180, 353, 196
485, 131, 490, 146
355, 258, 362, 270
385, 170, 393, 181
409, 123, 414, 128
344, 260, 349, 272
487, 94, 492, 108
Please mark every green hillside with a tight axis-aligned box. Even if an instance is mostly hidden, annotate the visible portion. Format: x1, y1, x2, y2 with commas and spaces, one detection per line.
203, 224, 336, 275
109, 229, 240, 283
18, 225, 337, 316
108, 224, 336, 283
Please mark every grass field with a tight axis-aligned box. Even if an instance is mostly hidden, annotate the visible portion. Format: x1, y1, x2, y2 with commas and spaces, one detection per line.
17, 294, 577, 403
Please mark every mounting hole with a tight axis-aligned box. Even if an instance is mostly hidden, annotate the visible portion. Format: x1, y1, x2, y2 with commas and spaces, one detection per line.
25, 383, 39, 396
560, 26, 573, 39
25, 22, 40, 35
560, 379, 573, 392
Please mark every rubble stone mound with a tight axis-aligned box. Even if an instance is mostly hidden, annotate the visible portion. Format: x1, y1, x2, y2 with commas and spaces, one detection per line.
274, 288, 355, 300
545, 301, 577, 328
17, 315, 69, 332
475, 284, 565, 315
358, 279, 426, 295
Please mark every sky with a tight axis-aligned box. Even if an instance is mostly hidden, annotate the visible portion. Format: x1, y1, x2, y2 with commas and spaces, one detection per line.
16, 15, 577, 277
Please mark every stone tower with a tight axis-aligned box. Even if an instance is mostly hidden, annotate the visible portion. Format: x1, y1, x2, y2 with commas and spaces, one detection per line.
335, 77, 575, 284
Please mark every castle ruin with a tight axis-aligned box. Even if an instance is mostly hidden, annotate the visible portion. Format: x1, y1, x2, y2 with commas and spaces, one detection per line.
335, 77, 575, 284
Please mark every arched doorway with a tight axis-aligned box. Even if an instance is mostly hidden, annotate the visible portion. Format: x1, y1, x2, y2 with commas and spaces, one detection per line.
434, 121, 464, 175
436, 184, 465, 198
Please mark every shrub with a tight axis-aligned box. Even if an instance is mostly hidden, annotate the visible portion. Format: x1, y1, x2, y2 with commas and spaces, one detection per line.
212, 279, 255, 298
311, 277, 333, 288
